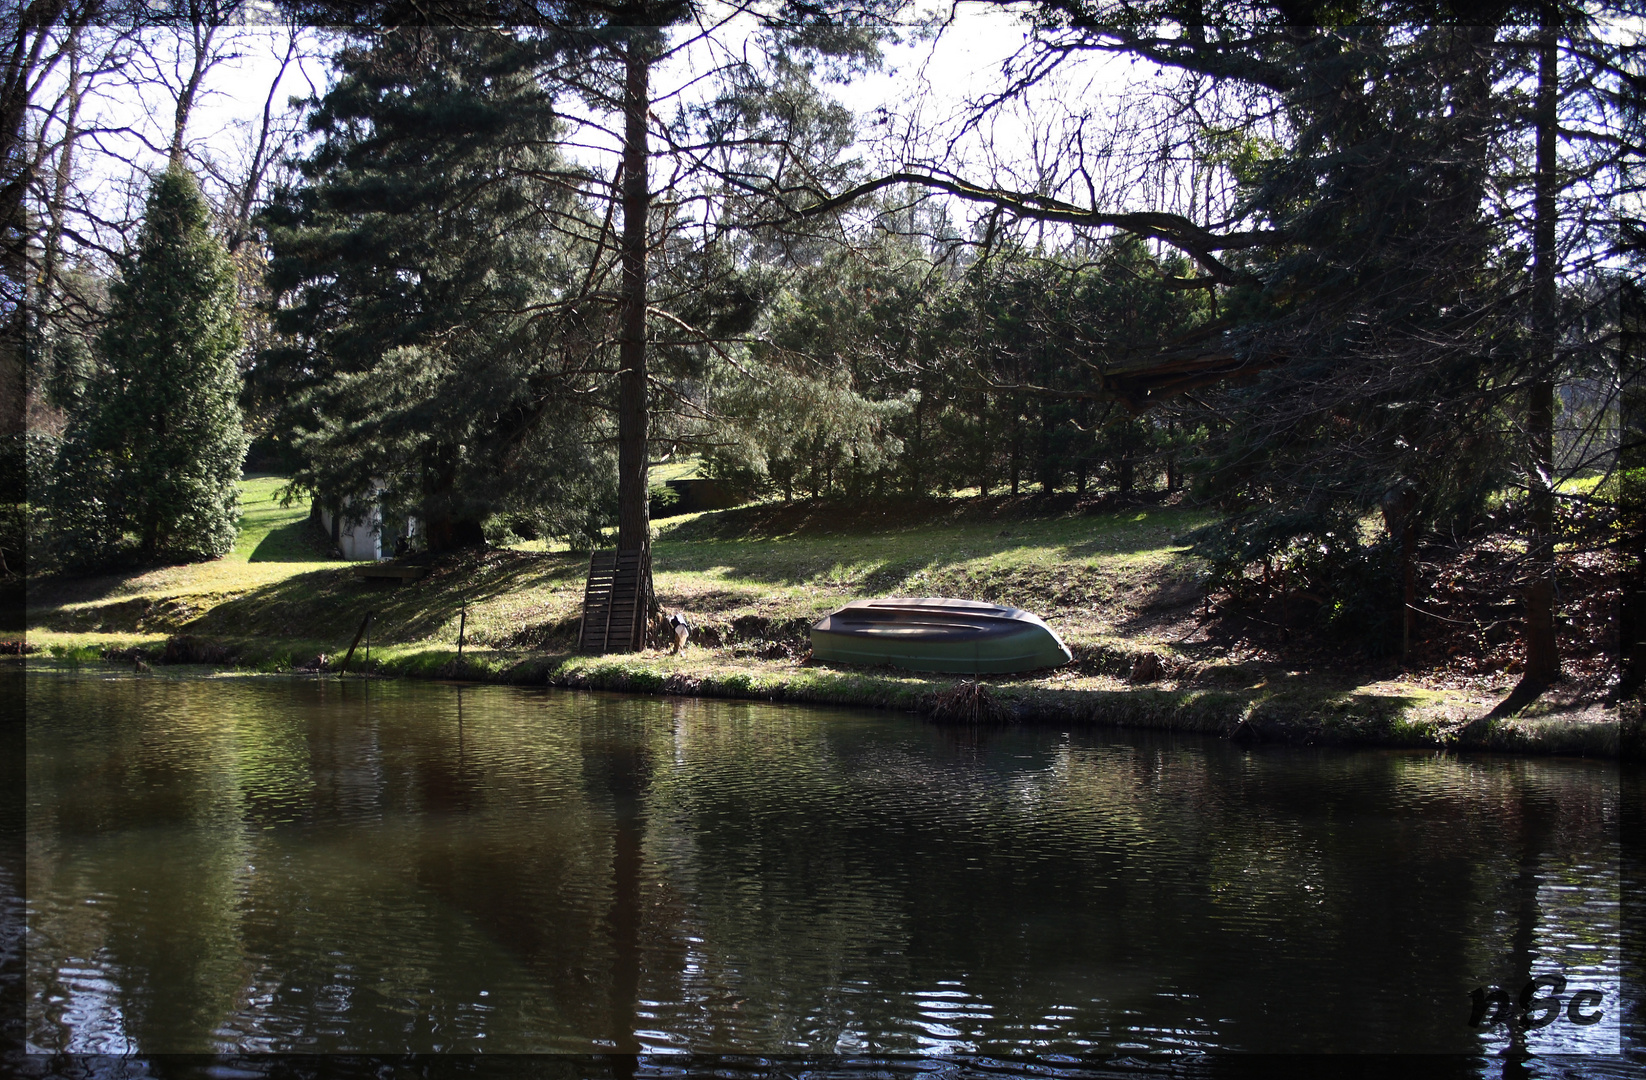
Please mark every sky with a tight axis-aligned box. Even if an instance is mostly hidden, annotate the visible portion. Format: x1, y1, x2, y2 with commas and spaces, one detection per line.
32, 5, 1640, 276
46, 2, 1135, 259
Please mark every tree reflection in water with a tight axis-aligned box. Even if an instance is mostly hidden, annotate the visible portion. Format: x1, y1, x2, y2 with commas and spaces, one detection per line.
18, 673, 1625, 1062
581, 705, 655, 1057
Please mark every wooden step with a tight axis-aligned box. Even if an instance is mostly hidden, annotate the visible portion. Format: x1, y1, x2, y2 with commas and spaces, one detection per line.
578, 548, 651, 653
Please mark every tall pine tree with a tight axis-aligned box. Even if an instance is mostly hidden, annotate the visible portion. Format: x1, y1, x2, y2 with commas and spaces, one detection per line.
50, 167, 247, 566
259, 27, 613, 552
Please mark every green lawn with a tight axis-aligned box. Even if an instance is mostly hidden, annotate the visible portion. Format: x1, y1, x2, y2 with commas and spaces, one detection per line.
26, 478, 1211, 664
234, 475, 337, 563
650, 455, 703, 483
25, 476, 340, 648
648, 499, 1209, 647
21, 475, 1622, 756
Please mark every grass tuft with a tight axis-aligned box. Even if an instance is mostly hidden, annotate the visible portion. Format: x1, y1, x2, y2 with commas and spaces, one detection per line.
922, 680, 1015, 725
47, 643, 101, 665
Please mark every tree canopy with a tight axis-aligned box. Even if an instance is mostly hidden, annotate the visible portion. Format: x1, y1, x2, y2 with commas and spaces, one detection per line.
259, 26, 615, 551
48, 166, 247, 566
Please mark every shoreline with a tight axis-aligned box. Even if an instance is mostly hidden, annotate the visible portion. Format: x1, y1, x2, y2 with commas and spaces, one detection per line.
15, 644, 1638, 761
15, 481, 1634, 762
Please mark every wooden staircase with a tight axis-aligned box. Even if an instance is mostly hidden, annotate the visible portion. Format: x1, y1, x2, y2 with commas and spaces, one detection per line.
577, 548, 651, 653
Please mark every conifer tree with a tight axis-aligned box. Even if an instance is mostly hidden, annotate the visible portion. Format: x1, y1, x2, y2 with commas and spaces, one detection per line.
49, 167, 247, 566
259, 27, 614, 552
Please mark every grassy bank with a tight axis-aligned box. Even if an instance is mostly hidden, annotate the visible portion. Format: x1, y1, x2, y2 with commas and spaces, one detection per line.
21, 476, 1635, 759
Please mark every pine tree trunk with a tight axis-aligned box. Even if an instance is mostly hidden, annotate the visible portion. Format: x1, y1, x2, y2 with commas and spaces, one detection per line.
616, 33, 651, 561
909, 380, 924, 495
1478, 13, 1562, 728
1009, 404, 1021, 496
425, 516, 485, 554
977, 393, 989, 497
1038, 404, 1054, 494
1401, 521, 1417, 662
1520, 15, 1561, 692
1166, 419, 1181, 492
1621, 283, 1645, 696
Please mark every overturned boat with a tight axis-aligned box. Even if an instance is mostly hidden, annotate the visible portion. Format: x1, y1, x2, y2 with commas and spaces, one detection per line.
809, 597, 1072, 675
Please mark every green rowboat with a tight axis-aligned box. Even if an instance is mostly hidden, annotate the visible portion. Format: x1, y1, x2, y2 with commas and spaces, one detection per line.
809, 597, 1072, 675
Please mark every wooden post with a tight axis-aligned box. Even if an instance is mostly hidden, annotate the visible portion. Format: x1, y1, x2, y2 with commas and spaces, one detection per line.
458, 603, 467, 658
339, 611, 373, 675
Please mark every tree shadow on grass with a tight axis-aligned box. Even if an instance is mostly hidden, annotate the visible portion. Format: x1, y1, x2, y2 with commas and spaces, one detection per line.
1240, 688, 1430, 745
650, 586, 763, 614
191, 549, 588, 647
649, 536, 1199, 618
248, 520, 336, 562
652, 511, 1205, 590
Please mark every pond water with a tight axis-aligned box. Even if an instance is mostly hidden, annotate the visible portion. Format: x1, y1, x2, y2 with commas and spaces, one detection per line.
16, 668, 1631, 1064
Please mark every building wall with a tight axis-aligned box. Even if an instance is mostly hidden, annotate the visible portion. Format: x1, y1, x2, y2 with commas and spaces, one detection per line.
315, 499, 381, 562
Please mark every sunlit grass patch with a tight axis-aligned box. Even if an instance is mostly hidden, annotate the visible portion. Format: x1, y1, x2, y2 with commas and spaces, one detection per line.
27, 630, 169, 654
1555, 473, 1607, 496
650, 456, 703, 483
232, 474, 331, 561
46, 643, 103, 665
27, 487, 1217, 669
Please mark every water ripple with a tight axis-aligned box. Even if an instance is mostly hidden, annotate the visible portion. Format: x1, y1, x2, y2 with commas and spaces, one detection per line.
21, 672, 1628, 1062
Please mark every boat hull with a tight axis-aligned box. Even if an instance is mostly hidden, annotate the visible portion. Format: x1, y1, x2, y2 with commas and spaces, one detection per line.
809, 597, 1072, 675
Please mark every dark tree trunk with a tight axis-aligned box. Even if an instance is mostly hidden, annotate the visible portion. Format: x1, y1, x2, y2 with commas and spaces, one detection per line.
1401, 522, 1418, 660
1382, 484, 1420, 662
1477, 14, 1562, 730
1519, 15, 1561, 693
1166, 419, 1181, 492
423, 455, 486, 554
168, 21, 216, 168
616, 32, 652, 565
976, 393, 989, 497
1038, 404, 1055, 494
425, 514, 485, 554
1, 3, 70, 310
1009, 403, 1021, 496
909, 380, 924, 495
1621, 282, 1645, 696
1523, 381, 1558, 685
37, 26, 79, 347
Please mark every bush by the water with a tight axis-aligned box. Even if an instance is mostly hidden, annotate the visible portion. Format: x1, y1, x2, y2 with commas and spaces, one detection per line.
1183, 507, 1403, 652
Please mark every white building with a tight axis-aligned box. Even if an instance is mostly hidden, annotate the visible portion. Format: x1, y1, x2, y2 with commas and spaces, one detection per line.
313, 481, 421, 562
315, 497, 382, 561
